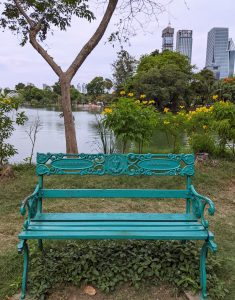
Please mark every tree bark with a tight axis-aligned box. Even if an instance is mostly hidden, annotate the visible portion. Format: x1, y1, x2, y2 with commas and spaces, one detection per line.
60, 76, 78, 153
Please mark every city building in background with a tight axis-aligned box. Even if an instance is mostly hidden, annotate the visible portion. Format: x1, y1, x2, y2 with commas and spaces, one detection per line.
162, 23, 174, 51
176, 30, 193, 63
77, 83, 81, 92
205, 27, 235, 79
227, 38, 235, 77
82, 83, 87, 94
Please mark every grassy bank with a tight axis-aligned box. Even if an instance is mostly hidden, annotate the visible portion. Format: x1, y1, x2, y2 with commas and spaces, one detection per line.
0, 160, 234, 299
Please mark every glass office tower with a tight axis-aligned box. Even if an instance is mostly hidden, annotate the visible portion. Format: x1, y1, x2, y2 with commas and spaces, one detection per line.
205, 28, 231, 79
227, 38, 235, 77
176, 30, 193, 63
162, 23, 174, 51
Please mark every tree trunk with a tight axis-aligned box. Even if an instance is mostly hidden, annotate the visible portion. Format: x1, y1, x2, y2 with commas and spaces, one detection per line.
60, 77, 78, 153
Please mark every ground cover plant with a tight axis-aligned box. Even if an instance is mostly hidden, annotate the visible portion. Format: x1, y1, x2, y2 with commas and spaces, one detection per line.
0, 160, 234, 299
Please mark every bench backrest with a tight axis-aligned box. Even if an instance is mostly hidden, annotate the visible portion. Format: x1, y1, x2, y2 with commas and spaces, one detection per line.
36, 153, 195, 177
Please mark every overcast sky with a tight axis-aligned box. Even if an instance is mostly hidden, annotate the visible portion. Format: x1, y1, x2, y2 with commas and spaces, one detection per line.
0, 0, 234, 89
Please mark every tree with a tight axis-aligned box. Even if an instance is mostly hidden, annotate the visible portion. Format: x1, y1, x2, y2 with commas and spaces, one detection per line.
133, 51, 193, 111
112, 50, 137, 90
15, 82, 26, 90
0, 0, 168, 153
190, 69, 216, 104
87, 77, 106, 97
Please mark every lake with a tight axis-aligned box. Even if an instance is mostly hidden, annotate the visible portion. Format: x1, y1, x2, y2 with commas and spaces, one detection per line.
9, 107, 188, 163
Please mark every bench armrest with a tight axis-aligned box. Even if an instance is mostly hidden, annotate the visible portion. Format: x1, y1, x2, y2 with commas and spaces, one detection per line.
20, 184, 40, 218
189, 185, 215, 229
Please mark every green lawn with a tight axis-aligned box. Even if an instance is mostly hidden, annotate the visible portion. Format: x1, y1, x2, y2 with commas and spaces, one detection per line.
0, 160, 234, 299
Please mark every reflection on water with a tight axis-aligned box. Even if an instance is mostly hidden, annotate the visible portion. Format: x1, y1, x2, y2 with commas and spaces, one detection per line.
9, 107, 102, 163
9, 107, 188, 163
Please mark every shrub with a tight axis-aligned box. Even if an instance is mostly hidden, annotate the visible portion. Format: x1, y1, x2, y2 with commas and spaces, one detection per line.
26, 240, 227, 300
189, 133, 216, 155
103, 97, 158, 153
0, 96, 27, 165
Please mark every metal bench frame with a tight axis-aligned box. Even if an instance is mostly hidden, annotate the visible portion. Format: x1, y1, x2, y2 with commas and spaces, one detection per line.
18, 153, 217, 300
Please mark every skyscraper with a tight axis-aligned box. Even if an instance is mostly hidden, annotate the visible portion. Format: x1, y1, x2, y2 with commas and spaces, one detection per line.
176, 30, 193, 63
205, 27, 235, 79
162, 23, 174, 51
227, 38, 235, 77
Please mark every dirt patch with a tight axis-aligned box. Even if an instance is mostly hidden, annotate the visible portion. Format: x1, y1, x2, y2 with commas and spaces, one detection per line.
47, 285, 186, 300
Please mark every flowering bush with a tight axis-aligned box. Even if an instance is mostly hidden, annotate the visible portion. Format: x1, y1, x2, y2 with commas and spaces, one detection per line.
102, 97, 158, 153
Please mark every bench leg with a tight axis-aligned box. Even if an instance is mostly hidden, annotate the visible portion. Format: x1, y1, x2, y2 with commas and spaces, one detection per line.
200, 242, 208, 299
200, 239, 217, 300
18, 240, 29, 300
38, 239, 43, 251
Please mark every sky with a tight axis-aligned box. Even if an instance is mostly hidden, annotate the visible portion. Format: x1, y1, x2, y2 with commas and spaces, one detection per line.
0, 0, 235, 89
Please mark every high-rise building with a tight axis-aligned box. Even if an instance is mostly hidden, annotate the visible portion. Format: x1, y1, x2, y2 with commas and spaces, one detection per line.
176, 30, 193, 63
77, 83, 81, 92
205, 27, 235, 79
227, 38, 235, 77
82, 83, 87, 94
162, 23, 174, 51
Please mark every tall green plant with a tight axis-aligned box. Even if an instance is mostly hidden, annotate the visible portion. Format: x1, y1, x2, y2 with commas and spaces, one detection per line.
0, 96, 27, 165
212, 101, 235, 156
103, 97, 158, 153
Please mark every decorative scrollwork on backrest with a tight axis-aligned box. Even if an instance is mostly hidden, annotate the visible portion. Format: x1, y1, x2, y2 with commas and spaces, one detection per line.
36, 153, 195, 177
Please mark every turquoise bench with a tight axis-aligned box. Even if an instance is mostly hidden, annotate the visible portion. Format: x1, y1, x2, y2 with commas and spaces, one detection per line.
18, 153, 217, 300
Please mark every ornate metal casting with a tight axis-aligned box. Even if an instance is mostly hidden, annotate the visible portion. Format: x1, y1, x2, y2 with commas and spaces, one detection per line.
36, 153, 195, 176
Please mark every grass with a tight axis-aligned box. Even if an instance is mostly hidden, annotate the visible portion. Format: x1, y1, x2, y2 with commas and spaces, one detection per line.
0, 160, 234, 299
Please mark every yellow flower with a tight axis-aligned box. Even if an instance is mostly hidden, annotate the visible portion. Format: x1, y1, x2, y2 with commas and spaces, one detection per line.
149, 100, 155, 104
120, 91, 126, 95
212, 95, 218, 100
128, 92, 134, 97
203, 125, 208, 130
179, 105, 185, 109
164, 120, 170, 125
143, 101, 148, 104
140, 94, 146, 99
103, 108, 112, 114
135, 100, 140, 104
163, 107, 170, 113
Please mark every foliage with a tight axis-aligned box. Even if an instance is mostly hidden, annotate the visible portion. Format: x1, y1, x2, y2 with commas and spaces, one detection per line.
103, 97, 158, 153
212, 101, 235, 155
26, 240, 227, 300
95, 114, 116, 154
137, 50, 193, 75
159, 108, 187, 153
133, 51, 193, 111
190, 69, 216, 105
189, 133, 216, 155
0, 0, 95, 46
87, 77, 113, 97
112, 50, 137, 90
0, 96, 27, 165
213, 78, 235, 103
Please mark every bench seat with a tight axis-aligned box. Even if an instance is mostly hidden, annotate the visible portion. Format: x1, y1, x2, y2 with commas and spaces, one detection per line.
19, 213, 210, 240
